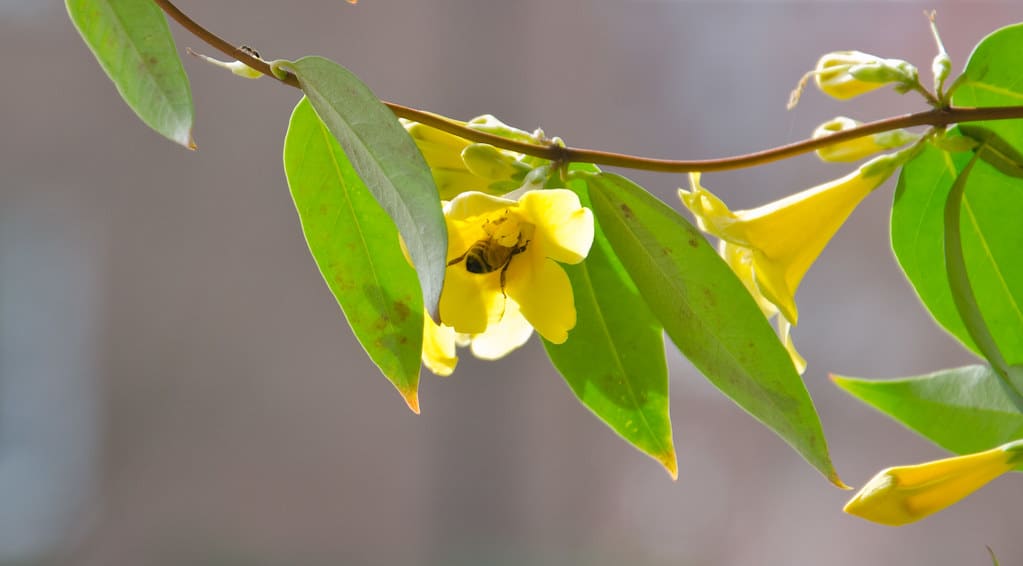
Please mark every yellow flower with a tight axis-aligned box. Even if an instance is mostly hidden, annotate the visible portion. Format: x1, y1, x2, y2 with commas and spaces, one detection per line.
440, 189, 594, 344
679, 158, 896, 327
413, 187, 591, 377
844, 440, 1023, 526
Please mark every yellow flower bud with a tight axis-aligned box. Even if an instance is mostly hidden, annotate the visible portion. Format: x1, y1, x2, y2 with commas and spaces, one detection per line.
461, 143, 531, 181
813, 117, 920, 163
403, 118, 534, 199
814, 51, 917, 100
466, 114, 536, 144
844, 440, 1023, 526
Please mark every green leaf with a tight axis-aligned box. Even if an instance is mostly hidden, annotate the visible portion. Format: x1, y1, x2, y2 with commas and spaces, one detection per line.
288, 56, 446, 320
893, 23, 1023, 362
954, 22, 1023, 152
892, 141, 978, 354
833, 365, 1023, 456
66, 0, 194, 148
958, 126, 1023, 179
584, 172, 841, 486
284, 97, 423, 413
893, 137, 1023, 364
942, 151, 1023, 407
544, 168, 676, 478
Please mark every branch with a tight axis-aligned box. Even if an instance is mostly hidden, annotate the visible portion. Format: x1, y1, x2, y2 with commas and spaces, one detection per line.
154, 0, 1023, 173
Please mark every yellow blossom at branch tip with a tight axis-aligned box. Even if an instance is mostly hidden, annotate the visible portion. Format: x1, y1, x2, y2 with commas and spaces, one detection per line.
844, 440, 1023, 526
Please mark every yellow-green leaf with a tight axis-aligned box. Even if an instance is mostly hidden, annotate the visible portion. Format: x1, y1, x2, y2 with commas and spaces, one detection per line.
67, 0, 194, 148
283, 97, 423, 413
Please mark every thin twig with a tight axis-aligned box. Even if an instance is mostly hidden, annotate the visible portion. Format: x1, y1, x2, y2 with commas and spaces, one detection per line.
153, 0, 1023, 173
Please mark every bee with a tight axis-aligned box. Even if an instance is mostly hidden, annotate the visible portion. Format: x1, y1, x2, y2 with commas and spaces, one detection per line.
447, 216, 531, 296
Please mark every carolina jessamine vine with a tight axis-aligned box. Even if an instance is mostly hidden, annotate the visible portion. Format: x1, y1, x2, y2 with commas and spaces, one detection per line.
68, 0, 1023, 528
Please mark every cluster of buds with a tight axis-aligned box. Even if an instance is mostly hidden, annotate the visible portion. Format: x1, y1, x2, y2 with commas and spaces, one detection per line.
788, 49, 925, 163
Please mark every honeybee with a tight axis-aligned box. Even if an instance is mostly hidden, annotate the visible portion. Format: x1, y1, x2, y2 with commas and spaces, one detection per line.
447, 216, 531, 295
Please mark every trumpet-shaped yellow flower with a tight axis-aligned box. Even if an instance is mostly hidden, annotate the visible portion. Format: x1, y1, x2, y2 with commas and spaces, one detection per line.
844, 440, 1023, 526
679, 157, 897, 327
439, 189, 594, 345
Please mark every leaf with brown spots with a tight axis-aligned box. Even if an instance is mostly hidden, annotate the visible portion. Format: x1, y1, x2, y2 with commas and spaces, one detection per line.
284, 98, 423, 413
584, 171, 842, 487
67, 0, 194, 148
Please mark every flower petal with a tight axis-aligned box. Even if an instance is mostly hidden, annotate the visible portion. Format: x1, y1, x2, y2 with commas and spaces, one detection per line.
439, 267, 504, 335
518, 189, 594, 264
422, 314, 458, 376
679, 174, 740, 240
505, 255, 576, 343
778, 317, 806, 375
469, 299, 534, 360
719, 241, 778, 318
445, 191, 515, 222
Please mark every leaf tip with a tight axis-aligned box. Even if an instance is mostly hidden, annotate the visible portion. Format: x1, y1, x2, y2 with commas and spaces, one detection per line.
401, 389, 421, 414
179, 128, 197, 151
830, 473, 853, 491
658, 451, 679, 481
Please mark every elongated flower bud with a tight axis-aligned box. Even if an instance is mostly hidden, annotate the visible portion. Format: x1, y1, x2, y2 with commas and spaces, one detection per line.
462, 143, 531, 180
815, 51, 918, 100
813, 117, 920, 162
844, 440, 1023, 526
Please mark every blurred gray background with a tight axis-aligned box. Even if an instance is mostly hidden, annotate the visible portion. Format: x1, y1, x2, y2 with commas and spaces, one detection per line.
3, 1, 1022, 565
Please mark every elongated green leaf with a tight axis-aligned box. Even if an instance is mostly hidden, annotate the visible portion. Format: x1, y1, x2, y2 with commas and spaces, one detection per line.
584, 172, 840, 486
833, 366, 1023, 456
943, 151, 1023, 408
284, 97, 423, 413
67, 0, 194, 148
959, 126, 1023, 180
544, 169, 676, 478
288, 56, 446, 320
